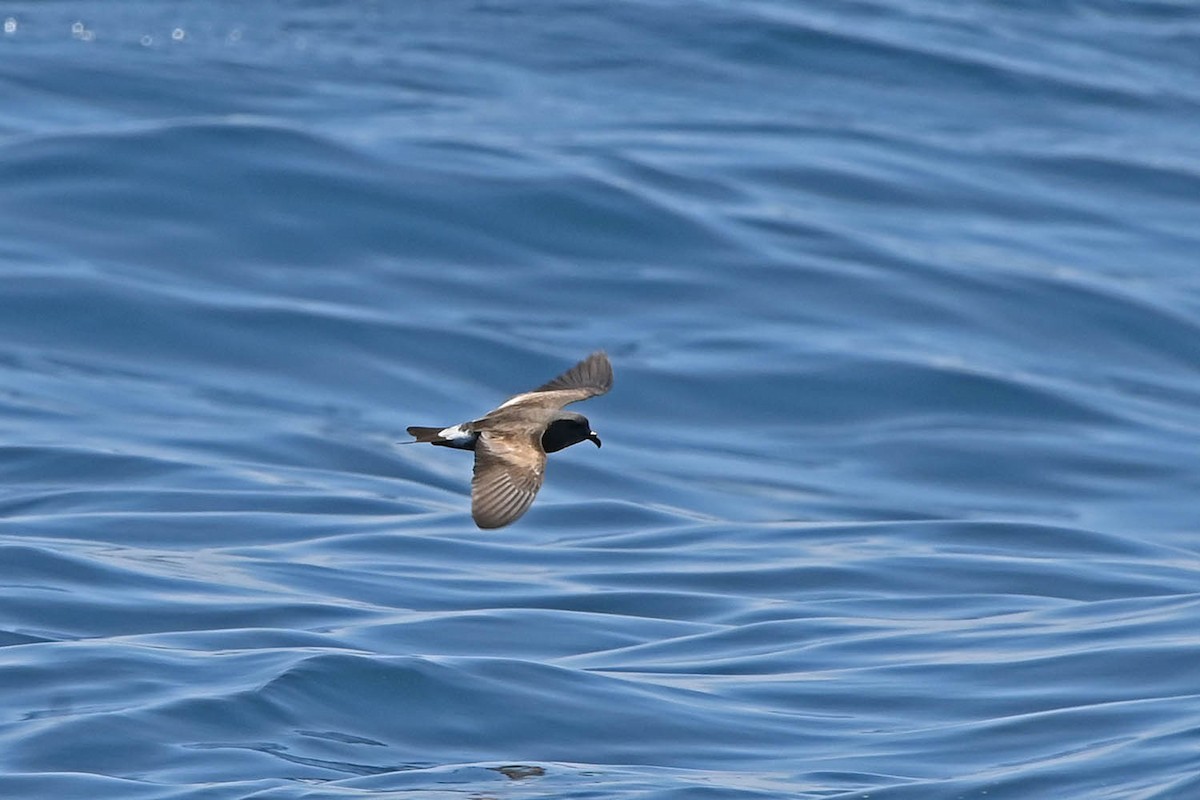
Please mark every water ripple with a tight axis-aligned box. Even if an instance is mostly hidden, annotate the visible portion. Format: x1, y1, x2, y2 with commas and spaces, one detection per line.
3, 1, 1200, 798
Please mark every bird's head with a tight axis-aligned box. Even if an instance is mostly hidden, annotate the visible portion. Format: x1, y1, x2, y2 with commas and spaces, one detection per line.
542, 412, 602, 453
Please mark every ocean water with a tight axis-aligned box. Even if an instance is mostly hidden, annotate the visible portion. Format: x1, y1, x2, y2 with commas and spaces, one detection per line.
2, 1, 1200, 797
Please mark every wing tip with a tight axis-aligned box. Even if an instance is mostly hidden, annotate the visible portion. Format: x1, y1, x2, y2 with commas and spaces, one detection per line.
471, 493, 535, 529
472, 513, 514, 530
534, 350, 614, 395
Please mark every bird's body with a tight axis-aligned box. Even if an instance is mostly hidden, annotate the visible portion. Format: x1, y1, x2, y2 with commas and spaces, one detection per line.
406, 351, 612, 529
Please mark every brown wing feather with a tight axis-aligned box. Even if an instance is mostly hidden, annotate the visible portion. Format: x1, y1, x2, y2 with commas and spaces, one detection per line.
471, 430, 546, 529
533, 351, 612, 395
492, 351, 613, 413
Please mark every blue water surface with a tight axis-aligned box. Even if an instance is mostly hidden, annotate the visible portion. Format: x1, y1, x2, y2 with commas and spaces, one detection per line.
2, 1, 1200, 798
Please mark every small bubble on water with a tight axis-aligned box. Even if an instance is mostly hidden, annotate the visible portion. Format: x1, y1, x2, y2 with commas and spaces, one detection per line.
172, 27, 185, 41
3, 17, 17, 35
140, 34, 153, 47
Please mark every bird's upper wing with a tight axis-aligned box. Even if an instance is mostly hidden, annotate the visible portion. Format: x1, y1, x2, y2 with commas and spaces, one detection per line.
493, 351, 613, 412
471, 429, 546, 529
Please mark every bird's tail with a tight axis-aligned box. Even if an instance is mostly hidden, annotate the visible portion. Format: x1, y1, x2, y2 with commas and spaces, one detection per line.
405, 424, 477, 450
406, 426, 445, 443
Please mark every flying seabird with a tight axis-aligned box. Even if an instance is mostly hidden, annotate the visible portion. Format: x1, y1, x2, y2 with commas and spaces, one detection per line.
406, 350, 613, 529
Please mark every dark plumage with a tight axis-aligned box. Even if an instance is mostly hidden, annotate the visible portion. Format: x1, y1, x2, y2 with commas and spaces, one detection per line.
406, 351, 613, 528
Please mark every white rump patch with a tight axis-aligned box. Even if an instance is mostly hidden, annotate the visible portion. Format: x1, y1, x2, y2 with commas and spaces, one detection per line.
438, 424, 473, 444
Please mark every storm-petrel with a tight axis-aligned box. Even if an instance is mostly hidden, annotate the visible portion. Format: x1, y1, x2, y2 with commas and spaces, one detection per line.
406, 351, 613, 529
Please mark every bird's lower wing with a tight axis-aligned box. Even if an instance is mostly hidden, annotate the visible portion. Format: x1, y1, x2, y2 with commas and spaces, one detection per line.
471, 432, 546, 529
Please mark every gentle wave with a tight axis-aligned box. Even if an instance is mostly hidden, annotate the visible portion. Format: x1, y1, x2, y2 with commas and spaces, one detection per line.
3, 1, 1200, 798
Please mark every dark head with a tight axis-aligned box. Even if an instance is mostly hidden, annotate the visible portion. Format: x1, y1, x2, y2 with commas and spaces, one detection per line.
541, 412, 601, 453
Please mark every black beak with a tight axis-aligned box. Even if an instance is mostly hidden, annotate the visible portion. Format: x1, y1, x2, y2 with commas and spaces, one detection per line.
588, 431, 602, 448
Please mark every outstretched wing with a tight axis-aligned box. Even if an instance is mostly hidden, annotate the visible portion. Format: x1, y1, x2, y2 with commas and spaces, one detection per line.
495, 351, 613, 412
471, 430, 546, 529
